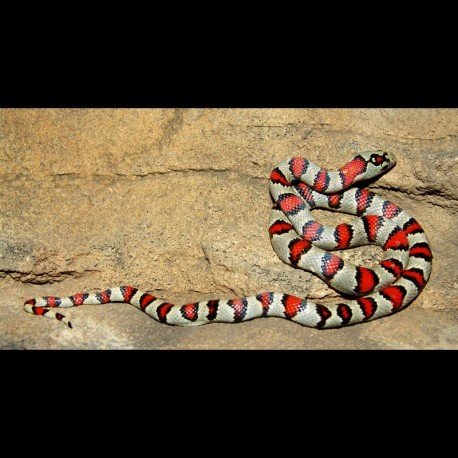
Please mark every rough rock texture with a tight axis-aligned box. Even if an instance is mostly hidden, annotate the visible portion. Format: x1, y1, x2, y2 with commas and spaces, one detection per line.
1, 108, 457, 349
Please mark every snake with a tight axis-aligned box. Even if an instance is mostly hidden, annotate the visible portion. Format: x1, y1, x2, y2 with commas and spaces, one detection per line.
23, 151, 432, 329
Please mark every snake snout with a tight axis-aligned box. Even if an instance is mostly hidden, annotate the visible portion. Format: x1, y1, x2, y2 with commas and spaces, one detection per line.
383, 151, 397, 167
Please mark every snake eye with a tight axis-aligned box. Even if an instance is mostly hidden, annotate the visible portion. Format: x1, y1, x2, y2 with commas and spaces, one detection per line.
369, 153, 387, 166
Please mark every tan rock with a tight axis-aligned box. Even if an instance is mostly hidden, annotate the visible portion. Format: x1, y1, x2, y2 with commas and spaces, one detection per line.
1, 108, 457, 349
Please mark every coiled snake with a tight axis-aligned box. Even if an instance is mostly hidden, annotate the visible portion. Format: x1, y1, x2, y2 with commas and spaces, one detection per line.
23, 151, 432, 329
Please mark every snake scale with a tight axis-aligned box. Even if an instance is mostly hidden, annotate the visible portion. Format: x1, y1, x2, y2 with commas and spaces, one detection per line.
23, 151, 432, 329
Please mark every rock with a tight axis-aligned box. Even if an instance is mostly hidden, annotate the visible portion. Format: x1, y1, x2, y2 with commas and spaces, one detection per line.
1, 108, 457, 349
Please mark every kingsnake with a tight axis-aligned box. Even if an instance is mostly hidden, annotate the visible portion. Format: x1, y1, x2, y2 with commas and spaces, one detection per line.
23, 151, 432, 329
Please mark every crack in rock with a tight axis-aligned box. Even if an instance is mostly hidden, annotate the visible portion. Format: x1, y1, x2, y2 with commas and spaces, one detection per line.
0, 268, 99, 284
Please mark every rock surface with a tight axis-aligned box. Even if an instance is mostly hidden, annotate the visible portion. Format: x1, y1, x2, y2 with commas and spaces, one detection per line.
1, 108, 457, 349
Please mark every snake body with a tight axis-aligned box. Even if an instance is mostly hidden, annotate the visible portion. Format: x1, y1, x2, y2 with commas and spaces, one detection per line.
23, 151, 432, 329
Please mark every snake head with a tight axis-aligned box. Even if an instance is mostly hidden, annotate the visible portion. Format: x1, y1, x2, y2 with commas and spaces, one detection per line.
338, 151, 396, 190
360, 150, 396, 171
366, 151, 396, 171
